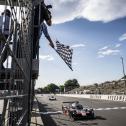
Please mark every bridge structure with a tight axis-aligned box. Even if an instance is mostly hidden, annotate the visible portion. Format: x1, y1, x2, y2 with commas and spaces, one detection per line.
0, 0, 42, 125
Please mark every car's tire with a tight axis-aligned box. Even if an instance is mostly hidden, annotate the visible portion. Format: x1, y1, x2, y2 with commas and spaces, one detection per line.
71, 115, 76, 121
69, 112, 76, 121
90, 113, 95, 119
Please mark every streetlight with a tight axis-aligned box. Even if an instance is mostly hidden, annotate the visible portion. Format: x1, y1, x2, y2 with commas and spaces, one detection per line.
120, 57, 126, 94
120, 57, 126, 77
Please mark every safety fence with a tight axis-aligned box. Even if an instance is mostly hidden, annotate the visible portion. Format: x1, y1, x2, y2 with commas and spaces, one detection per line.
57, 94, 126, 102
0, 0, 36, 125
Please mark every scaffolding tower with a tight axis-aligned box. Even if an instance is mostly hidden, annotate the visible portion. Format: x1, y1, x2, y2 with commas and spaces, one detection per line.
0, 0, 41, 125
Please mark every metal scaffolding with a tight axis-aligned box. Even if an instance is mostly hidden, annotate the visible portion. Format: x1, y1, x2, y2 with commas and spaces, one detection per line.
0, 0, 40, 125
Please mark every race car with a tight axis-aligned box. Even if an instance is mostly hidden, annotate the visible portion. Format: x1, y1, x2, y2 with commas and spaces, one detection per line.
49, 95, 56, 100
62, 101, 95, 120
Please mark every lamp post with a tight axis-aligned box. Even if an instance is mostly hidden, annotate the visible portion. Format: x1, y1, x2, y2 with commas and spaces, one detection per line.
120, 57, 126, 77
120, 57, 126, 94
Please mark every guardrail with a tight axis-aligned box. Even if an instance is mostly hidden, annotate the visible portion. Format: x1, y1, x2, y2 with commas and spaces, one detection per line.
57, 94, 126, 102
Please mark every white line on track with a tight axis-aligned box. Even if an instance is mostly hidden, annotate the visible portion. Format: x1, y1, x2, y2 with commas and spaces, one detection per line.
34, 107, 126, 115
94, 107, 126, 111
35, 111, 63, 115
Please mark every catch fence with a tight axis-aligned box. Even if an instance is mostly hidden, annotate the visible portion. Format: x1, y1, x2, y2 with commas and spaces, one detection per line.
0, 0, 40, 125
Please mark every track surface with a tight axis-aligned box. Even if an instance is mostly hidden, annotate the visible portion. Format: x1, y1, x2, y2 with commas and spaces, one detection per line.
37, 94, 126, 126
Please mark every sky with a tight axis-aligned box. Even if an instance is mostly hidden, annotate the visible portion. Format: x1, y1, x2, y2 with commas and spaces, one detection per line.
36, 0, 126, 88
0, 0, 126, 88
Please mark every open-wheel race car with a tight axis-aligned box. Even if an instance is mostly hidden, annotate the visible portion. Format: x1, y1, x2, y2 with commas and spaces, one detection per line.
62, 101, 95, 120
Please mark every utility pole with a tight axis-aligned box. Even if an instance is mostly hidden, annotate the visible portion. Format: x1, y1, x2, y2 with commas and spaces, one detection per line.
120, 57, 126, 94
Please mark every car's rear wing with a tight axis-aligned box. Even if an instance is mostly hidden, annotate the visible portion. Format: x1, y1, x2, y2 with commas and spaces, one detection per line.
62, 101, 79, 104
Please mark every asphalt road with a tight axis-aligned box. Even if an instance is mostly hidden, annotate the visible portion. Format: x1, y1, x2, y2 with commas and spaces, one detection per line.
36, 94, 126, 126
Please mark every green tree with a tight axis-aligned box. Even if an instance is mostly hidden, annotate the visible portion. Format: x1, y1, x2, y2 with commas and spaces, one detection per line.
47, 83, 59, 93
94, 83, 98, 88
64, 79, 80, 91
43, 86, 49, 93
59, 85, 64, 92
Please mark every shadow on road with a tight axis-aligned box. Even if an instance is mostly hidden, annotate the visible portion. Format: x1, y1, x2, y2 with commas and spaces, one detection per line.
95, 115, 106, 120
37, 101, 58, 126
79, 122, 98, 125
75, 115, 106, 121
53, 116, 71, 122
0, 114, 2, 125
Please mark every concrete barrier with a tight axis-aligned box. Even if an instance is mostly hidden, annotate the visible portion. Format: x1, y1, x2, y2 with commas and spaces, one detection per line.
57, 94, 126, 102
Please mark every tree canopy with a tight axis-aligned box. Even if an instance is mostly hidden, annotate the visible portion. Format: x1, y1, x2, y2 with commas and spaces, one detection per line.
36, 79, 80, 93
64, 79, 80, 91
59, 85, 64, 92
46, 83, 59, 93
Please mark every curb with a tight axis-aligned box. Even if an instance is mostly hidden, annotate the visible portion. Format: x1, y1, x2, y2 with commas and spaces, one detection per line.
31, 98, 44, 126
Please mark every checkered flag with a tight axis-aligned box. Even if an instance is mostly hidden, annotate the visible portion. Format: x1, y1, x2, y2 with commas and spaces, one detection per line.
55, 41, 73, 71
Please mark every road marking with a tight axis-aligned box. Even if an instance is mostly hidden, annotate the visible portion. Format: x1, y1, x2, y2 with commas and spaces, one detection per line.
94, 107, 126, 111
36, 111, 63, 115
34, 107, 126, 115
